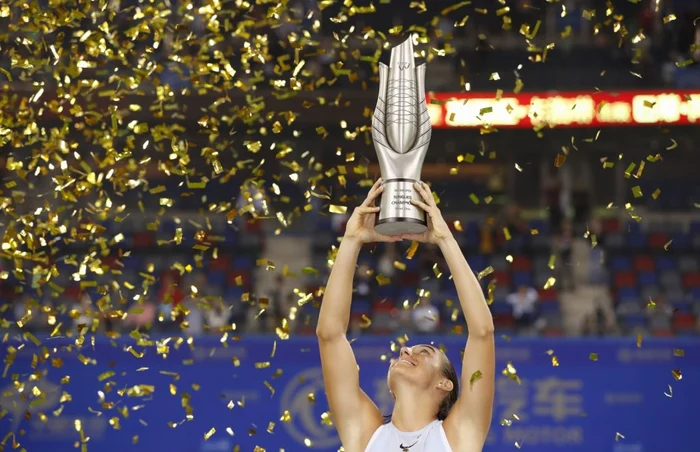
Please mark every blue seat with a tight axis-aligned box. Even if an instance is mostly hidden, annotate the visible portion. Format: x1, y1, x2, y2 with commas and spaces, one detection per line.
208, 271, 227, 288
226, 287, 245, 301
672, 301, 692, 313
512, 272, 533, 287
233, 255, 253, 269
539, 302, 561, 314
376, 285, 396, 299
351, 298, 372, 314
637, 272, 658, 285
690, 221, 700, 234
691, 288, 700, 301
655, 256, 676, 272
626, 221, 642, 234
490, 301, 512, 315
670, 234, 691, 249
612, 256, 632, 272
467, 255, 487, 272
627, 233, 646, 250
617, 287, 640, 300
623, 313, 647, 328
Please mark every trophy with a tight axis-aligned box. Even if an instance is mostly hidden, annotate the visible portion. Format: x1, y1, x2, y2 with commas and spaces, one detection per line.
372, 37, 431, 236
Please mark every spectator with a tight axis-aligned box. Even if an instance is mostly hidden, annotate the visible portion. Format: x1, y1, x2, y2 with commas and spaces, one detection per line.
506, 285, 539, 332
646, 294, 673, 333
126, 299, 157, 330
72, 292, 97, 332
577, 219, 618, 335
204, 299, 230, 332
411, 296, 440, 334
268, 274, 290, 331
158, 271, 184, 330
554, 219, 575, 291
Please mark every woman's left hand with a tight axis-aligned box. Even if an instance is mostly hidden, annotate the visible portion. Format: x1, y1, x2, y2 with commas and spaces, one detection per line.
401, 182, 453, 245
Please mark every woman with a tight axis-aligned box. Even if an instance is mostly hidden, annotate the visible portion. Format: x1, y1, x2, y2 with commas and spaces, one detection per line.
316, 179, 495, 452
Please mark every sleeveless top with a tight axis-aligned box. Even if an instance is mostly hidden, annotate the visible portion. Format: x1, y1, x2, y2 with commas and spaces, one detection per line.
365, 419, 452, 452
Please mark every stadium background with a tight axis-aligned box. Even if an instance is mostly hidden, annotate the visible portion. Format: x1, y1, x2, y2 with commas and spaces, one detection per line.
0, 0, 698, 451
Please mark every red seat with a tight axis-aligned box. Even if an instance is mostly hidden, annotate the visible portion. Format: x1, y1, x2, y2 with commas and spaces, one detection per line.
648, 233, 669, 249
614, 271, 637, 288
652, 329, 674, 337
133, 232, 153, 247
373, 299, 395, 313
65, 285, 81, 300
633, 256, 654, 272
492, 270, 510, 286
682, 272, 700, 288
602, 218, 620, 233
210, 256, 231, 270
512, 256, 532, 271
544, 328, 565, 336
400, 271, 419, 285
672, 313, 696, 330
539, 288, 559, 301
494, 313, 513, 328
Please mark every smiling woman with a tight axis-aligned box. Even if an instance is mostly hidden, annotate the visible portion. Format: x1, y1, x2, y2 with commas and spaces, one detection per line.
316, 180, 496, 452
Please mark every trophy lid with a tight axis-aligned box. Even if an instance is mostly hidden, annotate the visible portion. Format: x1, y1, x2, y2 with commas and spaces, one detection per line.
388, 36, 416, 70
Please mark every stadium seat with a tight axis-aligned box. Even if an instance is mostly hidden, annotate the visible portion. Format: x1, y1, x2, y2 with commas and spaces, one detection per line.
638, 272, 658, 286
648, 233, 669, 249
208, 270, 227, 288
672, 313, 696, 332
538, 288, 559, 301
617, 286, 640, 300
512, 256, 533, 271
679, 256, 699, 272
683, 272, 700, 288
623, 313, 648, 330
492, 270, 511, 287
490, 301, 512, 315
615, 271, 637, 288
512, 271, 533, 287
612, 256, 632, 272
373, 299, 395, 313
633, 256, 654, 272
602, 218, 620, 233
655, 256, 676, 272
627, 233, 646, 250
539, 301, 561, 315
606, 233, 625, 250
376, 285, 396, 300
351, 298, 372, 314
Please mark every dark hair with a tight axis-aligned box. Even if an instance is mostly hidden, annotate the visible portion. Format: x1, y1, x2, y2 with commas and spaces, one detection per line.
437, 356, 460, 420
383, 355, 460, 423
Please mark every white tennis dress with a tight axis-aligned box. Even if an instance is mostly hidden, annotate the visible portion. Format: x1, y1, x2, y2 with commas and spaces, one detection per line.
365, 419, 453, 451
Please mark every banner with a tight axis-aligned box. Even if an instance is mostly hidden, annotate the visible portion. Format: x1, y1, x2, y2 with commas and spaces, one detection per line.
0, 336, 696, 452
426, 90, 700, 128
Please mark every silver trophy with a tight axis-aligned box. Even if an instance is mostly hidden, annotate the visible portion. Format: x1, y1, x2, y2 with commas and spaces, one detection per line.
372, 37, 431, 236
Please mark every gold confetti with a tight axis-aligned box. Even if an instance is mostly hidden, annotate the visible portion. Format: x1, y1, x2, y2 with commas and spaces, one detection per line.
204, 428, 216, 440
477, 266, 494, 281
469, 370, 483, 388
589, 353, 598, 362
329, 205, 347, 214
615, 432, 625, 441
637, 333, 643, 348
672, 369, 682, 381
673, 349, 685, 357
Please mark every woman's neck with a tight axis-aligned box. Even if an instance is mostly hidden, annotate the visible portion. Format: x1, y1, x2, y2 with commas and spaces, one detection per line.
390, 391, 439, 432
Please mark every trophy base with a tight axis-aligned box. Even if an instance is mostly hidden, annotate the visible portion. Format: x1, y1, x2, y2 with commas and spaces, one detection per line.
375, 217, 428, 236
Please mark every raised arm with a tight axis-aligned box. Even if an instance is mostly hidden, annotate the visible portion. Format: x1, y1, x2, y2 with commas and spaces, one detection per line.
406, 182, 495, 448
316, 179, 398, 450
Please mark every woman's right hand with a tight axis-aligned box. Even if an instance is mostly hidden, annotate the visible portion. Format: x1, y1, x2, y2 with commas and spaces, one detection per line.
343, 178, 402, 244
